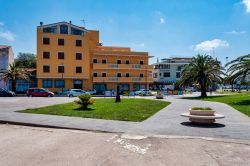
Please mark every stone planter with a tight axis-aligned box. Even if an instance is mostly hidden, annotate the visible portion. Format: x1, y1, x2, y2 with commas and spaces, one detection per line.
189, 109, 215, 116
156, 94, 164, 99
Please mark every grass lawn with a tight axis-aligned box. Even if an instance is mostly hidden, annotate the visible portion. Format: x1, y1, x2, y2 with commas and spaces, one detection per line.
17, 98, 170, 122
185, 93, 250, 117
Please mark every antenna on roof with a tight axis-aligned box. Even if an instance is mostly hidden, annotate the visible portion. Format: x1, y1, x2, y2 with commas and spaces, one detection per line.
81, 19, 86, 27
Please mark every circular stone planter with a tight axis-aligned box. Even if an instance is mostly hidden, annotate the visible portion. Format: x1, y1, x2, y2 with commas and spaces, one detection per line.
181, 109, 225, 124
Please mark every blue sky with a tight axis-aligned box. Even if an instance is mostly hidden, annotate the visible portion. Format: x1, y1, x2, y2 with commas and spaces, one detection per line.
0, 0, 250, 64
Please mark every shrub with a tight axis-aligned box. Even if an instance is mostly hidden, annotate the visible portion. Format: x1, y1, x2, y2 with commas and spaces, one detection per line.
74, 94, 95, 110
191, 107, 212, 110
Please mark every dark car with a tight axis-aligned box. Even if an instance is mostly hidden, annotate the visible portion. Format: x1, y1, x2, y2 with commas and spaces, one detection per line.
0, 88, 15, 97
26, 88, 54, 97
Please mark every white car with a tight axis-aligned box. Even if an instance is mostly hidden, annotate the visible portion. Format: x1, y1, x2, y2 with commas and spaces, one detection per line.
135, 89, 152, 95
67, 89, 89, 97
87, 89, 96, 95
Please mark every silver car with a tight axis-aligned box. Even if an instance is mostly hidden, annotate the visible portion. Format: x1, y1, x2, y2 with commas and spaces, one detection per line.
67, 89, 89, 97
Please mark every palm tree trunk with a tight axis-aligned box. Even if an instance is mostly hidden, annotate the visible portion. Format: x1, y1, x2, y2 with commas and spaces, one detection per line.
12, 80, 16, 92
200, 79, 207, 97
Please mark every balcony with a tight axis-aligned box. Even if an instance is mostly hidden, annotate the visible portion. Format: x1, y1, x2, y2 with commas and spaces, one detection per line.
93, 77, 154, 83
93, 63, 153, 70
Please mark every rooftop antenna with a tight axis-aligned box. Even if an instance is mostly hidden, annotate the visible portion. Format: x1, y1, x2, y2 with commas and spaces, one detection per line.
81, 19, 86, 27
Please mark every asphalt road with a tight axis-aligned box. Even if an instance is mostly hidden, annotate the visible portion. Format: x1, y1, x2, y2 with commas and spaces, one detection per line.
0, 124, 250, 166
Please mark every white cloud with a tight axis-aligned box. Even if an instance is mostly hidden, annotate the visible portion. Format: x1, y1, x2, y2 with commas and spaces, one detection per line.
193, 39, 229, 52
131, 42, 145, 47
225, 30, 246, 35
243, 0, 250, 13
0, 31, 16, 41
160, 18, 165, 24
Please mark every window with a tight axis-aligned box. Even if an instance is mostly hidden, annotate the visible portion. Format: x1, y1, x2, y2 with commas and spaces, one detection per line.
93, 73, 98, 77
102, 59, 106, 64
176, 72, 180, 78
43, 52, 50, 59
42, 80, 52, 88
93, 59, 98, 63
76, 40, 82, 46
60, 25, 68, 34
117, 60, 121, 64
140, 73, 144, 77
55, 80, 65, 88
58, 38, 64, 46
71, 27, 84, 35
76, 66, 82, 73
102, 73, 106, 77
126, 73, 130, 77
153, 73, 158, 78
163, 72, 170, 77
76, 53, 82, 60
43, 37, 50, 45
58, 52, 64, 59
43, 26, 57, 34
140, 60, 144, 65
117, 73, 121, 77
58, 66, 64, 73
43, 65, 50, 73
126, 60, 130, 64
177, 66, 182, 71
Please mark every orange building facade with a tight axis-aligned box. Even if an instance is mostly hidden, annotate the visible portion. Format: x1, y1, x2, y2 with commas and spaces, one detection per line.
37, 21, 153, 94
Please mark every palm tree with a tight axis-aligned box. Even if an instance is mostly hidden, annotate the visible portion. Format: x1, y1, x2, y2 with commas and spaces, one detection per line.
180, 54, 224, 97
3, 63, 29, 92
226, 54, 250, 90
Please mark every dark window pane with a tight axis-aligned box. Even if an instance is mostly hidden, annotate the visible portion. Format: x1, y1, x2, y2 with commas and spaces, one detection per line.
126, 73, 130, 77
58, 66, 64, 73
76, 40, 82, 46
60, 25, 68, 34
55, 80, 65, 88
176, 72, 180, 78
102, 73, 106, 77
43, 26, 57, 34
58, 52, 64, 59
117, 60, 121, 64
43, 65, 50, 73
58, 39, 64, 46
93, 59, 98, 63
163, 72, 170, 77
140, 73, 144, 77
43, 52, 50, 59
126, 60, 130, 64
76, 53, 82, 60
140, 61, 144, 65
43, 37, 50, 45
93, 73, 98, 77
76, 67, 82, 73
71, 27, 84, 35
117, 73, 121, 77
102, 59, 106, 64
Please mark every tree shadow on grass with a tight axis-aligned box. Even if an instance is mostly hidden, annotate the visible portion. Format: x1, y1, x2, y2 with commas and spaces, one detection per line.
229, 100, 250, 106
181, 122, 225, 128
73, 107, 95, 111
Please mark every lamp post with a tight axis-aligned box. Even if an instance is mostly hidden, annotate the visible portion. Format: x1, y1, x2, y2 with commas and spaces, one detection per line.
61, 62, 64, 95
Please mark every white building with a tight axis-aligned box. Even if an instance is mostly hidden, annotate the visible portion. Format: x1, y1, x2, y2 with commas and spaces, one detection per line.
0, 45, 14, 89
152, 57, 192, 86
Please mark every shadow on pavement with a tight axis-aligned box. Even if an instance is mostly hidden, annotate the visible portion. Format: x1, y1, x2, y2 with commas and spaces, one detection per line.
180, 122, 225, 128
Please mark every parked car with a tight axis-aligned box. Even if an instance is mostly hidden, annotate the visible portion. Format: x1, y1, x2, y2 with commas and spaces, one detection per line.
135, 89, 152, 95
0, 88, 15, 97
26, 88, 54, 97
67, 89, 89, 97
87, 89, 97, 95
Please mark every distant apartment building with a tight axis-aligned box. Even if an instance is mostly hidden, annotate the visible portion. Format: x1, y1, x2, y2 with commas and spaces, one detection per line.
152, 57, 192, 87
37, 21, 153, 93
0, 45, 14, 89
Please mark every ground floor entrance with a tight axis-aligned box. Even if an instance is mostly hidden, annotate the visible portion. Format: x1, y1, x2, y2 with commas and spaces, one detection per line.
93, 84, 106, 94
73, 80, 83, 89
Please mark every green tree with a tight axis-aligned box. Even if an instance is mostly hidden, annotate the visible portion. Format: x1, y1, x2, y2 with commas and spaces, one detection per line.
223, 75, 236, 91
180, 54, 224, 97
15, 52, 36, 68
226, 54, 250, 86
3, 63, 30, 92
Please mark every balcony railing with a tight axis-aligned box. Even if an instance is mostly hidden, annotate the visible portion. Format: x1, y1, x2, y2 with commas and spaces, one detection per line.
93, 77, 153, 83
93, 63, 153, 70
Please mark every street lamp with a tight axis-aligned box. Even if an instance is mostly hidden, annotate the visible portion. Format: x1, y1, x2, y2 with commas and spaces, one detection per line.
61, 62, 64, 95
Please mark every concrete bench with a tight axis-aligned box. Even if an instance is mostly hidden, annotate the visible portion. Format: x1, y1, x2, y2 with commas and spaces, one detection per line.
181, 113, 225, 124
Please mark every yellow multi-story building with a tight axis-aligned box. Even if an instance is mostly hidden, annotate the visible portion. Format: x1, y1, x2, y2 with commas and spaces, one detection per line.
37, 21, 153, 93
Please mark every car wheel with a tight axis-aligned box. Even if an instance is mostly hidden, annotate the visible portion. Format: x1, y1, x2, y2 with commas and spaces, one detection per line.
47, 94, 52, 97
69, 94, 73, 97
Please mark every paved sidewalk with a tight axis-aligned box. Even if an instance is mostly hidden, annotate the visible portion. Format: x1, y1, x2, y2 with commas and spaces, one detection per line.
0, 95, 250, 140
